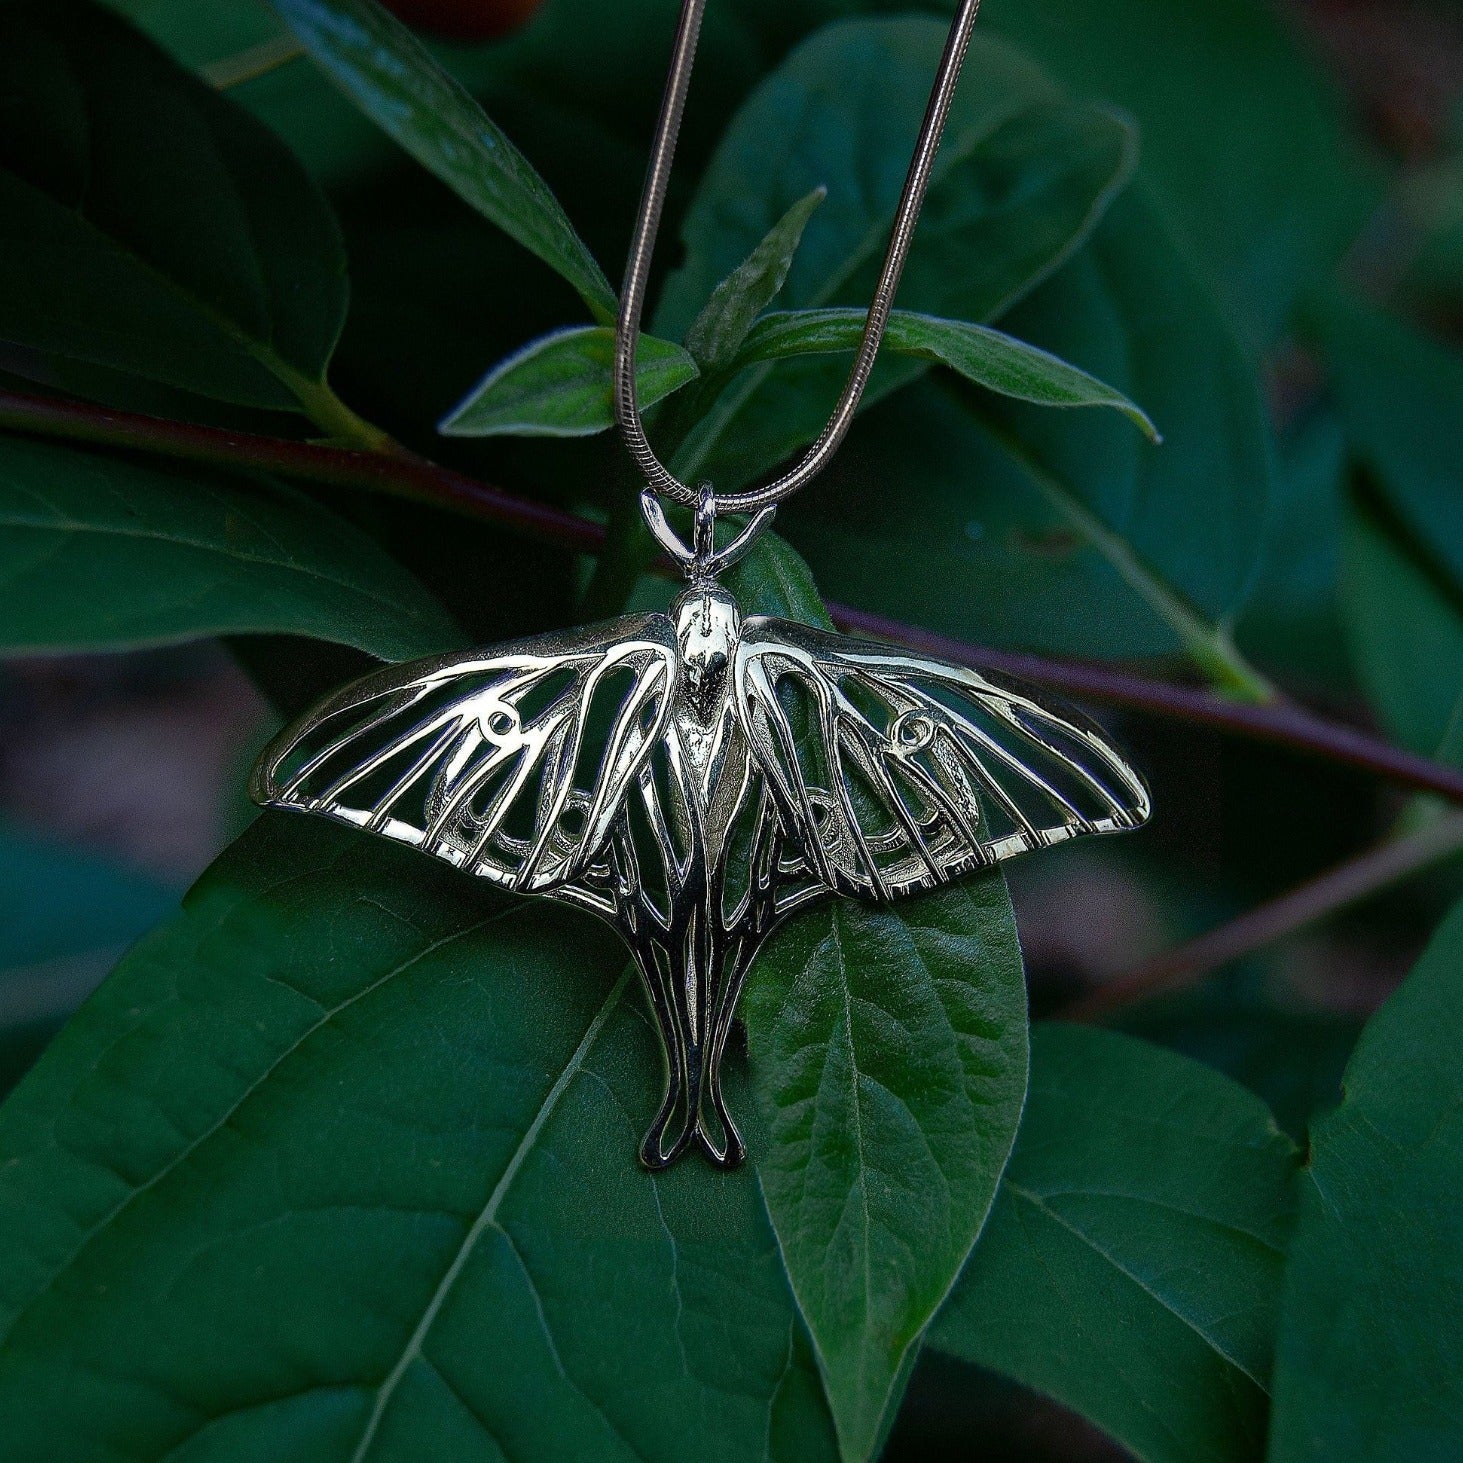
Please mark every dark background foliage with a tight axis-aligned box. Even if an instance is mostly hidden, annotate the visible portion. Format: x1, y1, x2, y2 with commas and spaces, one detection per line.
0, 0, 1460, 1460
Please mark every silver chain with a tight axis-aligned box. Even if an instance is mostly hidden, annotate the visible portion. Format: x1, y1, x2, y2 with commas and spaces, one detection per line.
613, 0, 983, 515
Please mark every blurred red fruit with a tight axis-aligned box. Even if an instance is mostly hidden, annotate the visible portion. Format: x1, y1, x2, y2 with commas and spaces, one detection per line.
382, 0, 543, 41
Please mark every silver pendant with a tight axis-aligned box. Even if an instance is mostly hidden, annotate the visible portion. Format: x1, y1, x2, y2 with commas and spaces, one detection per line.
251, 497, 1149, 1169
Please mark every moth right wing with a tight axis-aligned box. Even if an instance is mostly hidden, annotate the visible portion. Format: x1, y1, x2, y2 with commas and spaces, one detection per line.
735, 618, 1150, 901
251, 615, 679, 894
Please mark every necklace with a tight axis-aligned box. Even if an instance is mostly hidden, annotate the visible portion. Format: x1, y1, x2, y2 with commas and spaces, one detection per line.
251, 0, 1150, 1171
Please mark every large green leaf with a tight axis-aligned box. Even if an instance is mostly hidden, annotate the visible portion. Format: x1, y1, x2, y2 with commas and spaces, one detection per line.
441, 327, 697, 439
1268, 898, 1463, 1461
780, 188, 1274, 675
1310, 290, 1463, 595
655, 19, 1136, 488
658, 22, 1114, 332
987, 0, 1376, 341
730, 536, 1028, 1463
0, 435, 460, 658
746, 884, 1027, 1463
0, 814, 838, 1462
0, 0, 351, 416
1121, 980, 1361, 1144
955, 187, 1274, 684
269, 0, 618, 323
1235, 408, 1350, 695
932, 1024, 1300, 1463
779, 379, 1166, 661
1343, 501, 1463, 765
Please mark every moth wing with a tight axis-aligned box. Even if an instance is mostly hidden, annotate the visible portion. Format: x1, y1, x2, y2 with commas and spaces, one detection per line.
734, 619, 1150, 900
251, 615, 680, 893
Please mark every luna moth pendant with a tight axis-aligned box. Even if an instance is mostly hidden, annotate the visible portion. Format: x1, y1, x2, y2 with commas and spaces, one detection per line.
250, 499, 1149, 1169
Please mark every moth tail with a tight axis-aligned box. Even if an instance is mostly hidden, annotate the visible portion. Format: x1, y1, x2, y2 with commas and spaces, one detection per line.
638, 1040, 746, 1171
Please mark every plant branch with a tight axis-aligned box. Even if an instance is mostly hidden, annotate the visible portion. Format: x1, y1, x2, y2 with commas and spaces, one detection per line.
0, 389, 606, 553
4, 386, 1462, 805
1062, 810, 1463, 1020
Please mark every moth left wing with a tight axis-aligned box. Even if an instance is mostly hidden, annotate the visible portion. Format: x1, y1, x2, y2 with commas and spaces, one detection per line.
735, 619, 1150, 900
251, 616, 679, 894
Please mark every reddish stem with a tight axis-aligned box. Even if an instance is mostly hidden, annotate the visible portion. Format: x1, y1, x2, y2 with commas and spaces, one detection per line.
3, 387, 1461, 806
0, 390, 606, 555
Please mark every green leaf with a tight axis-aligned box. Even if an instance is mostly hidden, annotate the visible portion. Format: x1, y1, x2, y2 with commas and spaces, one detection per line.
1269, 898, 1463, 1461
726, 529, 837, 634
269, 0, 618, 323
684, 188, 828, 373
0, 435, 461, 659
441, 327, 697, 439
659, 22, 1125, 335
746, 884, 1028, 1463
775, 378, 1167, 662
987, 0, 1377, 342
655, 19, 1137, 489
933, 1024, 1300, 1463
778, 188, 1275, 682
0, 0, 350, 416
105, 0, 397, 187
1120, 980, 1361, 1144
955, 187, 1275, 691
1343, 501, 1463, 765
730, 535, 1029, 1463
0, 815, 838, 1462
1234, 408, 1351, 695
1309, 290, 1463, 596
733, 308, 1158, 439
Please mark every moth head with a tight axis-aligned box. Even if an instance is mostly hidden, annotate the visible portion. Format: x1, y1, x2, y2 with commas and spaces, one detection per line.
673, 584, 741, 708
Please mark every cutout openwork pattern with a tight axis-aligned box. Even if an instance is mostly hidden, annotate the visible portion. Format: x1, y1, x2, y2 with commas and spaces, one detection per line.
254, 587, 1149, 1168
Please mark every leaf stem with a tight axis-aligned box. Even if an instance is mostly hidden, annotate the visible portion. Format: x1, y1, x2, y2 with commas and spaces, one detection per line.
2, 386, 1460, 804
201, 34, 306, 90
270, 366, 403, 456
1062, 809, 1463, 1020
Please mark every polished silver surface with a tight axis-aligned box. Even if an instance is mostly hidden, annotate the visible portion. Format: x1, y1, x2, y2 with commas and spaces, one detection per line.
614, 0, 984, 513
640, 484, 776, 578
252, 582, 1149, 1169
253, 0, 1152, 1172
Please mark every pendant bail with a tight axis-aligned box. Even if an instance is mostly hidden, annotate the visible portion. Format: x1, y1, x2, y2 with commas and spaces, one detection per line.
640, 486, 776, 582
691, 484, 717, 574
